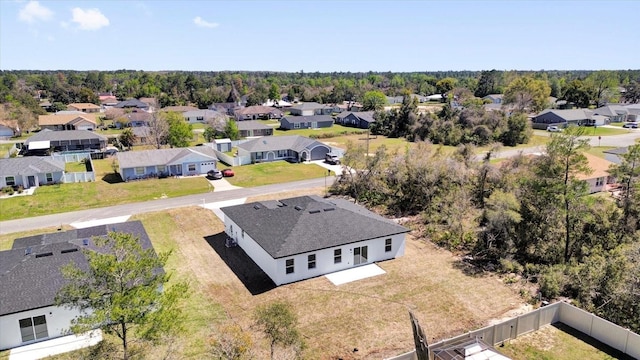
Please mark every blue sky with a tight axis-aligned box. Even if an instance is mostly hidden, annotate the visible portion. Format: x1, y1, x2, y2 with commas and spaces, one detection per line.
1, 0, 639, 72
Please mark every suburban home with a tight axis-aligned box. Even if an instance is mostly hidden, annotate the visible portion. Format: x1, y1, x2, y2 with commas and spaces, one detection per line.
410, 94, 429, 103
183, 109, 225, 124
234, 106, 283, 121
262, 99, 293, 108
288, 102, 333, 116
279, 115, 334, 130
592, 105, 637, 123
114, 99, 150, 111
578, 153, 617, 194
23, 130, 108, 155
116, 111, 152, 128
237, 120, 274, 137
209, 102, 243, 115
0, 157, 65, 189
386, 96, 404, 104
160, 105, 199, 113
38, 113, 97, 131
0, 221, 156, 351
334, 111, 375, 129
335, 101, 363, 112
131, 126, 152, 145
531, 109, 605, 129
66, 103, 101, 113
236, 135, 333, 164
116, 146, 218, 181
220, 195, 410, 286
482, 94, 504, 104
425, 94, 444, 102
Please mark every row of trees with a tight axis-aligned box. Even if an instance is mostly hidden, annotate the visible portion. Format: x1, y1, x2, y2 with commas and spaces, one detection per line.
332, 128, 640, 333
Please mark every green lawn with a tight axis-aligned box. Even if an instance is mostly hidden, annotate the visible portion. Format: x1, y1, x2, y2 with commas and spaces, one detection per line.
272, 124, 368, 138
226, 161, 329, 187
0, 143, 15, 158
65, 161, 88, 172
584, 146, 617, 158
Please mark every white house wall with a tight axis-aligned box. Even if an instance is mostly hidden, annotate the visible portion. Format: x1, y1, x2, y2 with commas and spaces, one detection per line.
0, 305, 80, 350
224, 218, 277, 281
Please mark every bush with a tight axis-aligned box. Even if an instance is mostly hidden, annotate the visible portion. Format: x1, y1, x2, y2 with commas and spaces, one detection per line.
539, 265, 565, 299
499, 258, 524, 274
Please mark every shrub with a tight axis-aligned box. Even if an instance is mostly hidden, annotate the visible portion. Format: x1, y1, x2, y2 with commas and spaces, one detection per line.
539, 265, 565, 299
499, 258, 523, 274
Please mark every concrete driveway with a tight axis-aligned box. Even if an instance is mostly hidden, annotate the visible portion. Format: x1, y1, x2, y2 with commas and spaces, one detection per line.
203, 175, 242, 192
308, 160, 347, 175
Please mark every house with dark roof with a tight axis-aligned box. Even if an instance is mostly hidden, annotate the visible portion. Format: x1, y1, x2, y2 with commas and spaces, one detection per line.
237, 120, 274, 138
220, 196, 409, 286
482, 94, 504, 104
531, 109, 606, 129
0, 157, 65, 189
334, 111, 376, 129
114, 99, 150, 111
24, 130, 108, 155
160, 105, 199, 113
279, 115, 334, 130
116, 146, 218, 180
38, 113, 97, 131
592, 105, 637, 123
288, 102, 333, 116
236, 135, 333, 164
233, 106, 283, 121
0, 124, 15, 139
0, 221, 156, 351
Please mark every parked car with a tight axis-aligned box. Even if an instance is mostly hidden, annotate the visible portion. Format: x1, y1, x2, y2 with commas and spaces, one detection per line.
206, 169, 223, 180
546, 126, 562, 132
221, 168, 235, 177
325, 152, 341, 165
623, 122, 638, 129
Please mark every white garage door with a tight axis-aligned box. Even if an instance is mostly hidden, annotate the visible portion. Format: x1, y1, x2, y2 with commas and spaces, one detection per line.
200, 161, 217, 173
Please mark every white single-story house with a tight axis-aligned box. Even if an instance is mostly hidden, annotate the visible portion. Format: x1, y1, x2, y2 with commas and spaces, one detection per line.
116, 146, 218, 181
183, 109, 225, 124
0, 157, 65, 189
288, 102, 333, 116
0, 221, 156, 351
236, 135, 333, 164
220, 195, 410, 286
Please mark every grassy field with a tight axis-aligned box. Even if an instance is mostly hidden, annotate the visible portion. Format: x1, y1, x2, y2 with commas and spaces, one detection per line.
0, 143, 15, 158
272, 123, 369, 138
500, 323, 627, 360
225, 161, 329, 187
533, 127, 628, 136
64, 160, 88, 172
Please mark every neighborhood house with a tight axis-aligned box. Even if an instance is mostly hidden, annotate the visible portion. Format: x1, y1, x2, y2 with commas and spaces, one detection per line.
279, 115, 334, 130
236, 135, 333, 164
116, 146, 218, 181
0, 221, 157, 351
0, 157, 65, 189
221, 196, 410, 286
23, 130, 108, 155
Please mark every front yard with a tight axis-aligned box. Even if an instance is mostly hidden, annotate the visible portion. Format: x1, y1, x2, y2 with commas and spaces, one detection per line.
225, 161, 329, 187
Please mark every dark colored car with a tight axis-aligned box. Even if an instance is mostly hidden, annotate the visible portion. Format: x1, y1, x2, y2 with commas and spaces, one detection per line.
206, 169, 223, 180
221, 168, 235, 177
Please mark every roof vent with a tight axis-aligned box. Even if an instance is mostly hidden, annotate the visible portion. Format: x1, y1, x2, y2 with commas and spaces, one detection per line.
35, 252, 54, 258
24, 247, 32, 256
323, 207, 335, 212
294, 205, 303, 211
82, 239, 89, 246
254, 204, 261, 210
309, 209, 321, 214
61, 248, 79, 254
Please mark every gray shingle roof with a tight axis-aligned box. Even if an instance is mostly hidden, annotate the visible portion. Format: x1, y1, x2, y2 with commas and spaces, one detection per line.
24, 130, 107, 144
0, 221, 155, 316
535, 109, 591, 121
0, 157, 65, 176
116, 147, 217, 168
290, 102, 327, 110
182, 109, 222, 118
236, 120, 272, 131
237, 135, 324, 153
280, 115, 334, 123
221, 196, 409, 258
114, 99, 149, 108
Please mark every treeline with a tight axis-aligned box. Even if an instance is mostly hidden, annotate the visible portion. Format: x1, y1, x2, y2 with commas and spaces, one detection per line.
331, 127, 640, 333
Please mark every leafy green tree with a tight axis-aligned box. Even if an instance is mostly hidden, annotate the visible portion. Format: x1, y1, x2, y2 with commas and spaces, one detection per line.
361, 90, 387, 111
585, 70, 619, 107
562, 80, 591, 108
436, 77, 456, 99
254, 301, 303, 360
482, 190, 522, 254
203, 126, 217, 143
210, 323, 253, 360
224, 119, 240, 140
119, 128, 136, 150
166, 111, 193, 147
474, 70, 502, 98
268, 83, 280, 102
55, 231, 188, 360
623, 79, 640, 103
499, 113, 531, 146
609, 144, 640, 233
503, 76, 551, 113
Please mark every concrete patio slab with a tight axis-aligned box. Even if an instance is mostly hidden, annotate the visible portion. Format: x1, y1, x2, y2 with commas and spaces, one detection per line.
325, 263, 386, 285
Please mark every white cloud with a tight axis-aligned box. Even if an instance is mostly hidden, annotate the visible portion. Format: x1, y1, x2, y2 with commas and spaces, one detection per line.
193, 16, 218, 28
18, 1, 53, 23
71, 7, 110, 30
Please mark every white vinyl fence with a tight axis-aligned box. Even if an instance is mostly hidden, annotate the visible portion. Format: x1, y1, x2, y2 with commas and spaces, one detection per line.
51, 153, 96, 184
385, 301, 640, 360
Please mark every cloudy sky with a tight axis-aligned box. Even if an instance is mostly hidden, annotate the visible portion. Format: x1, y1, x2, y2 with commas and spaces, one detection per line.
1, 0, 638, 72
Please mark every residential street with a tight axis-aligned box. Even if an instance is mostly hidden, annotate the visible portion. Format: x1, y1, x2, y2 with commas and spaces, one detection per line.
0, 177, 335, 235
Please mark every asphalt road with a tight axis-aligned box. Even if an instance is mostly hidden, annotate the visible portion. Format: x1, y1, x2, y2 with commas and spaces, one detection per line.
0, 177, 335, 235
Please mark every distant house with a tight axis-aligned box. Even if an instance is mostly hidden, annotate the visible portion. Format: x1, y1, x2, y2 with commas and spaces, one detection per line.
386, 96, 404, 104
410, 94, 429, 103
114, 99, 150, 111
38, 113, 97, 131
183, 109, 225, 124
237, 121, 274, 137
578, 153, 617, 194
531, 109, 605, 129
220, 195, 409, 286
0, 125, 15, 139
116, 146, 218, 180
262, 99, 293, 108
482, 94, 504, 104
425, 94, 443, 102
336, 101, 363, 113
234, 106, 283, 121
289, 102, 333, 116
0, 221, 155, 351
116, 111, 152, 128
0, 157, 65, 189
334, 111, 375, 129
592, 105, 636, 123
66, 103, 101, 113
279, 115, 334, 130
237, 135, 332, 164
160, 105, 199, 113
24, 130, 107, 155
209, 102, 243, 116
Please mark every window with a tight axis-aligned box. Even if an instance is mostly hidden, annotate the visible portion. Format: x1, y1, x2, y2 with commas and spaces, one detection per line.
196, 116, 204, 122
19, 315, 48, 342
293, 123, 300, 129
354, 246, 368, 265
156, 165, 166, 173
46, 173, 53, 182
134, 167, 145, 176
334, 249, 342, 264
278, 150, 288, 157
256, 152, 263, 160
188, 164, 196, 172
308, 254, 316, 269
286, 259, 294, 274
596, 177, 604, 186
385, 238, 392, 252
6, 176, 15, 186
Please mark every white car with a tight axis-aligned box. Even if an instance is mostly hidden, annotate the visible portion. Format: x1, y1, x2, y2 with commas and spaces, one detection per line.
546, 126, 562, 132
